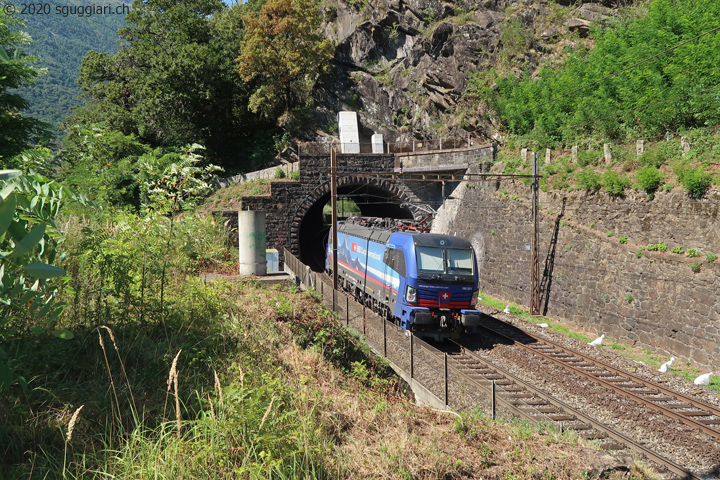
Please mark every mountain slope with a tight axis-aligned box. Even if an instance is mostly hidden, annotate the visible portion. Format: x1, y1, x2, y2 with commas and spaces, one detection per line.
15, 0, 129, 130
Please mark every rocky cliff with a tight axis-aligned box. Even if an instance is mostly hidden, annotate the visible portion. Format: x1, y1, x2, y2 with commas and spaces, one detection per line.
315, 0, 622, 144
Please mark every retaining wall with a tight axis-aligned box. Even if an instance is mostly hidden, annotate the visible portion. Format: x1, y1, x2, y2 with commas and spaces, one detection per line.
435, 180, 720, 369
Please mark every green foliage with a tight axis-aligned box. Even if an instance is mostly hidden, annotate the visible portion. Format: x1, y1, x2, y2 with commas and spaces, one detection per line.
0, 12, 51, 158
485, 0, 720, 144
575, 168, 601, 192
289, 171, 300, 180
274, 167, 286, 179
686, 248, 699, 257
673, 163, 712, 198
706, 253, 717, 263
619, 236, 628, 244
672, 246, 685, 254
72, 0, 278, 167
625, 293, 634, 303
636, 166, 664, 194
635, 249, 644, 258
238, 0, 333, 124
58, 125, 221, 212
0, 171, 91, 389
647, 243, 667, 252
601, 170, 629, 196
690, 261, 701, 273
13, 0, 126, 130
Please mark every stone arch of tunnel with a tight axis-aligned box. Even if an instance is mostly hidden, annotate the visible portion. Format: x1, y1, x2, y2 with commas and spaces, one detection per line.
290, 177, 419, 272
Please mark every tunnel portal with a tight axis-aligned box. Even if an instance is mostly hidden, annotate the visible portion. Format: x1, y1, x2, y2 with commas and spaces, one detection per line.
295, 181, 414, 272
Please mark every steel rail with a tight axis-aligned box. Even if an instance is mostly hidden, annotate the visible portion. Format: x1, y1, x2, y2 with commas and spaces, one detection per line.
472, 316, 720, 439
448, 340, 703, 480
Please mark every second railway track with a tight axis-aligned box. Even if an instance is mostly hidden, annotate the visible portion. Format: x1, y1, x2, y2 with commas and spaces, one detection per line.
464, 313, 720, 440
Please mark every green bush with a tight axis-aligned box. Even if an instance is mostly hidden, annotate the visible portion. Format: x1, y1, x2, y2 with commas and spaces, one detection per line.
671, 247, 685, 254
647, 243, 667, 252
686, 248, 699, 257
274, 166, 286, 179
674, 164, 712, 198
619, 236, 628, 244
636, 166, 664, 194
635, 249, 644, 258
289, 171, 300, 180
577, 149, 600, 167
576, 168, 601, 192
690, 261, 701, 273
601, 171, 630, 196
706, 253, 718, 263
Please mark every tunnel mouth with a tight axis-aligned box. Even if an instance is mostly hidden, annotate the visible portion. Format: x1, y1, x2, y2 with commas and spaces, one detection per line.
298, 183, 414, 271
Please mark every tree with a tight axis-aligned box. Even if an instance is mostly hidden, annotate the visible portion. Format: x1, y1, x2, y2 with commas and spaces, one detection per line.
0, 13, 50, 160
237, 0, 333, 123
72, 0, 271, 167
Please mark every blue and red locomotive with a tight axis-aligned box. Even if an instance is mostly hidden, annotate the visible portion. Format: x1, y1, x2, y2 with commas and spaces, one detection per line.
326, 217, 482, 340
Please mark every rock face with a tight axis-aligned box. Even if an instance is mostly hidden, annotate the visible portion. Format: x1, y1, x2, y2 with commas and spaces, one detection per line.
315, 0, 619, 143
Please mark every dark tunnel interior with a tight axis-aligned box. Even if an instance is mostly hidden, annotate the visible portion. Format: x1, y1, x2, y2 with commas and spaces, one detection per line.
298, 183, 414, 272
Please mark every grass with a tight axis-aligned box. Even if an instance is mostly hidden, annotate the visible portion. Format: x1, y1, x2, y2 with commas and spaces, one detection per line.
2, 276, 663, 479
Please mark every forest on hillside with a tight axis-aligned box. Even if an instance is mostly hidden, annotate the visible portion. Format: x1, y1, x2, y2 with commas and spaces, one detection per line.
14, 0, 128, 130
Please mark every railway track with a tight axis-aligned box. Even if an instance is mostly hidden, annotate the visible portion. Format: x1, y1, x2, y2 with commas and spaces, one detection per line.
440, 342, 705, 480
465, 314, 720, 440
306, 267, 713, 478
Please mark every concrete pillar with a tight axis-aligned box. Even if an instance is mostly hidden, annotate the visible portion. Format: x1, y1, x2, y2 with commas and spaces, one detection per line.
521, 148, 528, 162
604, 143, 612, 165
681, 137, 690, 156
571, 145, 578, 163
238, 210, 267, 276
545, 148, 552, 165
636, 139, 645, 157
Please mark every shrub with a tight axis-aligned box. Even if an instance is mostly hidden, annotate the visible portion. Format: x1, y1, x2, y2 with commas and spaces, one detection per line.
289, 171, 300, 180
686, 248, 699, 257
576, 168, 602, 192
606, 231, 614, 237
707, 253, 718, 263
601, 170, 630, 196
636, 166, 664, 194
274, 167, 286, 179
674, 164, 712, 198
635, 249, 644, 258
619, 236, 628, 244
671, 247, 685, 254
647, 243, 667, 252
577, 149, 601, 167
625, 293, 634, 303
690, 261, 701, 273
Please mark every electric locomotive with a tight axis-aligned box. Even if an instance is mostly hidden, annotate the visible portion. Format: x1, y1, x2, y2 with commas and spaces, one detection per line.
326, 217, 482, 340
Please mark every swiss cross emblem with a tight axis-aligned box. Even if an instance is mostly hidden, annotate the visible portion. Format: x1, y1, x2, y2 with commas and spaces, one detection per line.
440, 292, 451, 301
351, 243, 357, 252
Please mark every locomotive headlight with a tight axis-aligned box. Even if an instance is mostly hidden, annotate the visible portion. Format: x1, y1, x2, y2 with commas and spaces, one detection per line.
471, 290, 479, 306
406, 286, 417, 303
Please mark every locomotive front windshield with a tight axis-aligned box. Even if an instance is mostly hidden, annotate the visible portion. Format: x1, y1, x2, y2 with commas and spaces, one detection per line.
416, 247, 474, 275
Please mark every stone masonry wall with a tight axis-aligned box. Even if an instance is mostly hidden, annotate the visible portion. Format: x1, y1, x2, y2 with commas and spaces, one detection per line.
439, 180, 720, 369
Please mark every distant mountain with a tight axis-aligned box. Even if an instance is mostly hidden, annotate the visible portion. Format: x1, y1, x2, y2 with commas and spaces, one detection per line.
15, 0, 129, 131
